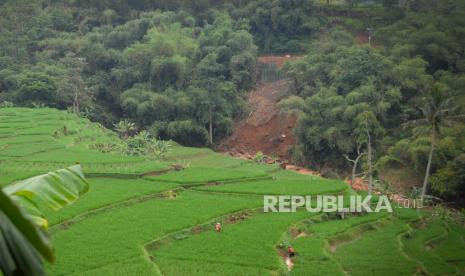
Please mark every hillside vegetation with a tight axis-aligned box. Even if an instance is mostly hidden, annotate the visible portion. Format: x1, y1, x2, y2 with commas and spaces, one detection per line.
1, 0, 464, 202
0, 107, 464, 275
1, 0, 465, 274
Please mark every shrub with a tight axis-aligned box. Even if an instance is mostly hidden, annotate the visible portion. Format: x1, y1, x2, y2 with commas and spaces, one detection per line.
122, 130, 172, 159
14, 72, 57, 106
114, 119, 137, 139
253, 151, 265, 163
89, 143, 120, 153
0, 101, 14, 108
166, 120, 208, 146
431, 154, 465, 201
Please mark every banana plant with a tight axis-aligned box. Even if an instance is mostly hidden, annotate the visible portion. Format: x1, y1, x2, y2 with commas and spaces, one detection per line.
0, 165, 89, 276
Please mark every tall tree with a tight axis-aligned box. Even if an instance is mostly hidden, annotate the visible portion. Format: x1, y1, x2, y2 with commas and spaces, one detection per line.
355, 111, 385, 198
406, 88, 464, 201
344, 143, 366, 186
57, 53, 92, 114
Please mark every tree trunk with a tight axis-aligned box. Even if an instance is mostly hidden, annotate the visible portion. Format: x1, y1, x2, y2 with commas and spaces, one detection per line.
351, 161, 357, 185
74, 91, 79, 114
345, 148, 365, 186
367, 135, 373, 197
352, 154, 363, 185
208, 108, 213, 145
421, 131, 436, 201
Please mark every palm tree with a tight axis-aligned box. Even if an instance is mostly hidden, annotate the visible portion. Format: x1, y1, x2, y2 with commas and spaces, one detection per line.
407, 89, 464, 201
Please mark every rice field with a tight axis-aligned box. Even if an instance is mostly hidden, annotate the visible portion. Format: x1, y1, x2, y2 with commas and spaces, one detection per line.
1, 107, 464, 275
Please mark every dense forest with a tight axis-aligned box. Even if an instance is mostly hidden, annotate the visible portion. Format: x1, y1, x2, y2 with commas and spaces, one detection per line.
0, 0, 464, 202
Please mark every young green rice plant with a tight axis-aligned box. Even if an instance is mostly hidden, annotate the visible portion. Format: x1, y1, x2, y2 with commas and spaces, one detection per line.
144, 166, 269, 185
152, 210, 313, 275
401, 218, 455, 275
195, 171, 348, 195
44, 178, 182, 225
429, 224, 465, 272
46, 191, 261, 275
333, 221, 418, 275
2, 107, 463, 276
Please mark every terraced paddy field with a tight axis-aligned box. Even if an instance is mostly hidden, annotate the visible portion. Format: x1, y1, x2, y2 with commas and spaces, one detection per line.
1, 108, 464, 275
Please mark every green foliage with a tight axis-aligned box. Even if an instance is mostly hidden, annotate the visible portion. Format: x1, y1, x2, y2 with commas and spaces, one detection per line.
122, 130, 172, 159
165, 120, 209, 146
56, 53, 93, 114
0, 190, 48, 276
1, 0, 465, 271
238, 0, 320, 53
3, 165, 89, 228
260, 63, 286, 82
253, 151, 265, 163
431, 154, 465, 201
113, 119, 136, 140
0, 165, 89, 275
282, 42, 398, 167
280, 3, 465, 200
14, 72, 57, 106
0, 101, 14, 108
0, 6, 257, 146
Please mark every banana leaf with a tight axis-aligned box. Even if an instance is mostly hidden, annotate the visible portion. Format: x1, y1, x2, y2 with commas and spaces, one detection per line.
3, 165, 89, 229
0, 165, 89, 276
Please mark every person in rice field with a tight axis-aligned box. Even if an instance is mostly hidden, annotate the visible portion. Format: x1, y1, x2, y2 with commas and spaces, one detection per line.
215, 222, 222, 232
287, 246, 295, 258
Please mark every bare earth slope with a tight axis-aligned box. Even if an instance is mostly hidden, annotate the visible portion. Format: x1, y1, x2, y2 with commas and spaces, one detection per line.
219, 57, 298, 160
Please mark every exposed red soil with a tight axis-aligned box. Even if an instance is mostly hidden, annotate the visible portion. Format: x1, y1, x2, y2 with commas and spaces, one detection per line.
219, 78, 297, 160
346, 177, 369, 191
289, 227, 307, 239
286, 165, 320, 176
355, 32, 369, 45
346, 177, 409, 204
225, 212, 249, 224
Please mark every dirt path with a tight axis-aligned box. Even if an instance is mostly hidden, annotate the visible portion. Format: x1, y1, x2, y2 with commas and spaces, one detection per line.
219, 56, 301, 160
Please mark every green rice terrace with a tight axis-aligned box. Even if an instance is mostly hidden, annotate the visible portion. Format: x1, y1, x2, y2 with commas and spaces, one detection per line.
1, 107, 465, 276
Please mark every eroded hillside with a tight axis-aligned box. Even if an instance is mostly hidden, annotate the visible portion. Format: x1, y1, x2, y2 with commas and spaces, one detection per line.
219, 56, 300, 161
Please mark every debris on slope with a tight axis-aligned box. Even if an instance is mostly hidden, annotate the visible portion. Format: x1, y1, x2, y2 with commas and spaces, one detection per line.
219, 79, 296, 159
219, 54, 301, 160
217, 55, 324, 177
